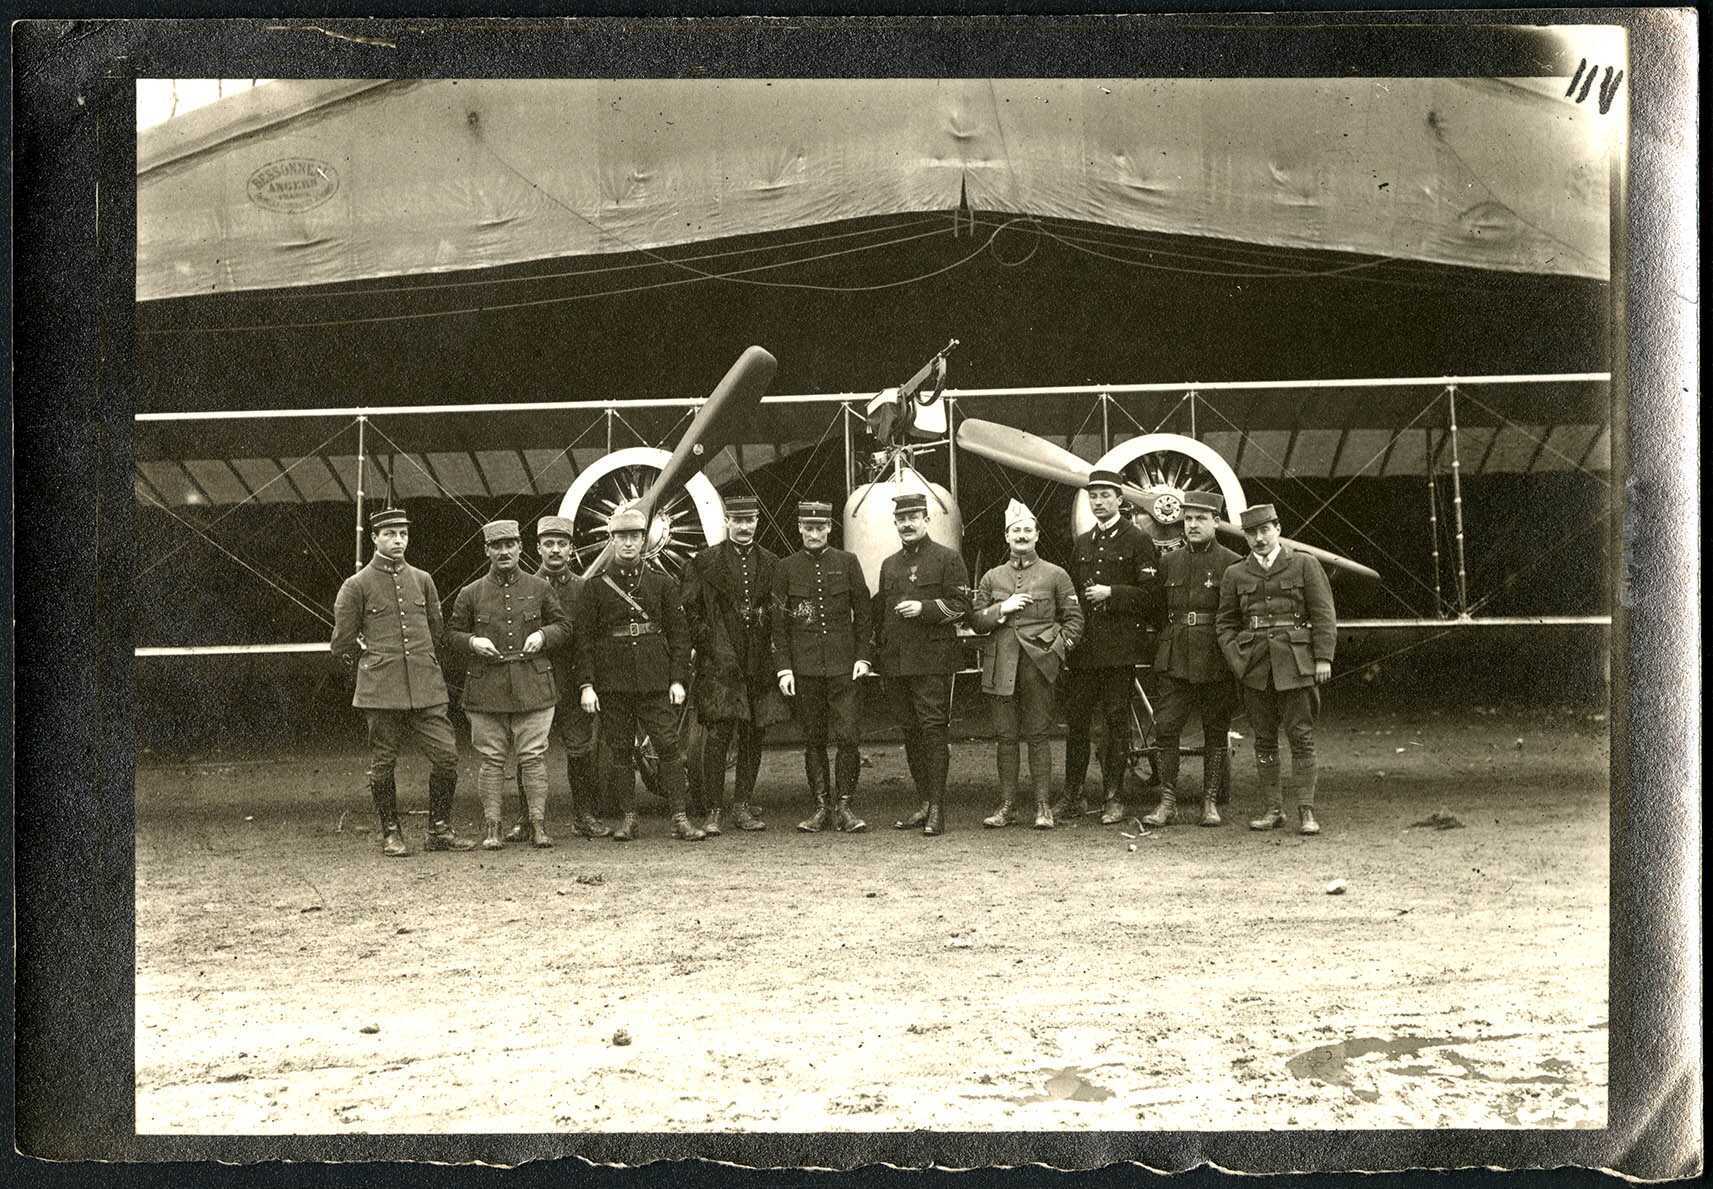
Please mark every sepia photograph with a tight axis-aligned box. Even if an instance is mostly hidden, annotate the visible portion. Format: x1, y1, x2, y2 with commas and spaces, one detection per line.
11, 10, 1697, 1177
130, 58, 1620, 1138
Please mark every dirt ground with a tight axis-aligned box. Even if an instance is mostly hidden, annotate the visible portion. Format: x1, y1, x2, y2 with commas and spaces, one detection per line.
136, 700, 1608, 1135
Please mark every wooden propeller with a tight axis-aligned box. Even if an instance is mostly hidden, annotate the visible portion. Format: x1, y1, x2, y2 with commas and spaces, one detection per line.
582, 345, 778, 577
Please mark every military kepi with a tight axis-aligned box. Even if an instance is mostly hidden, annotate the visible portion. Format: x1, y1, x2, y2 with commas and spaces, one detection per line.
892, 492, 929, 515
1239, 503, 1279, 530
796, 500, 832, 523
1180, 490, 1224, 514
607, 505, 649, 533
370, 506, 410, 531
724, 494, 760, 516
481, 519, 521, 543
535, 515, 574, 538
1085, 468, 1125, 492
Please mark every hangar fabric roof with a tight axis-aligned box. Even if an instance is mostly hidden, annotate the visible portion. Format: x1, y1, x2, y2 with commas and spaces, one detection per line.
137, 76, 1610, 303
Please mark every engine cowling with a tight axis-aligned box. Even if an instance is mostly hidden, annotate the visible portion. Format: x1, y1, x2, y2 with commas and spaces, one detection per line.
556, 446, 726, 578
1071, 433, 1248, 549
842, 468, 962, 594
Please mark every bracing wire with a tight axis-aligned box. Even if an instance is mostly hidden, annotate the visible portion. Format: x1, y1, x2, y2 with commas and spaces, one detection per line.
1193, 399, 1443, 613
1455, 389, 1613, 485
137, 489, 338, 630
416, 414, 606, 587
136, 418, 361, 579
361, 420, 490, 527
1463, 507, 1617, 619
1291, 390, 1446, 534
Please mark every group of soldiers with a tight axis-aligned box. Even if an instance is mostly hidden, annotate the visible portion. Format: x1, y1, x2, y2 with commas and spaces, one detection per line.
331, 470, 1337, 856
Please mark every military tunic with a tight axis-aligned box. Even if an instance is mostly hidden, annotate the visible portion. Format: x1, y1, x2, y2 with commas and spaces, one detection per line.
1156, 540, 1243, 682
684, 539, 785, 814
534, 564, 595, 754
770, 546, 873, 678
874, 538, 970, 810
331, 554, 459, 783
1215, 545, 1336, 692
683, 540, 782, 723
873, 538, 971, 678
770, 545, 872, 751
331, 555, 451, 710
1061, 516, 1161, 802
1066, 517, 1162, 669
1151, 538, 1242, 757
970, 555, 1084, 695
971, 553, 1084, 746
573, 564, 691, 694
1216, 543, 1338, 809
574, 562, 692, 814
447, 571, 569, 713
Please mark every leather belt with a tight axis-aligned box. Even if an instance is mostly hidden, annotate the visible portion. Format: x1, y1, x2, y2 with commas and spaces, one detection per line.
610, 622, 661, 638
1248, 615, 1306, 630
1170, 611, 1211, 626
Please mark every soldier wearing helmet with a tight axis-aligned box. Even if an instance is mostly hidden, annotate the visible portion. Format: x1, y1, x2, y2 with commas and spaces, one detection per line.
574, 505, 701, 842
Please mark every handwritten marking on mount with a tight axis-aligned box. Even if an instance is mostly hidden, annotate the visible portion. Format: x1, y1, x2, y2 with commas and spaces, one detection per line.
1564, 59, 1624, 116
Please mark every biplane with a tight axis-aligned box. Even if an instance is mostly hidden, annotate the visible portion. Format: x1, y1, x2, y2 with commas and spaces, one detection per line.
132, 76, 1616, 788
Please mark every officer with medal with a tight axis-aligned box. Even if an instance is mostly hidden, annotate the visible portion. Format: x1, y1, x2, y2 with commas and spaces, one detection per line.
681, 494, 780, 835
447, 519, 571, 850
331, 506, 474, 856
875, 491, 971, 837
970, 498, 1084, 830
770, 500, 874, 833
1215, 502, 1337, 836
1143, 490, 1241, 828
1059, 468, 1163, 825
574, 505, 702, 842
497, 515, 611, 843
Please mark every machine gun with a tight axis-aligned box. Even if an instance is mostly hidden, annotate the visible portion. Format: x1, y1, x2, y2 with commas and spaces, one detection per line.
865, 338, 961, 447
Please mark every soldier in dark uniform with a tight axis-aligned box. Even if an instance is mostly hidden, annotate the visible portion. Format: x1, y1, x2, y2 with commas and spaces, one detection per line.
682, 494, 781, 835
1143, 490, 1241, 828
574, 505, 701, 841
1059, 468, 1163, 826
330, 506, 474, 856
876, 492, 971, 837
447, 519, 570, 849
1216, 503, 1337, 836
770, 500, 874, 833
498, 515, 610, 843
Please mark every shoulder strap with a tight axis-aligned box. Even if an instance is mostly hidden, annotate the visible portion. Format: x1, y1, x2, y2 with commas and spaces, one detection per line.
601, 573, 651, 620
